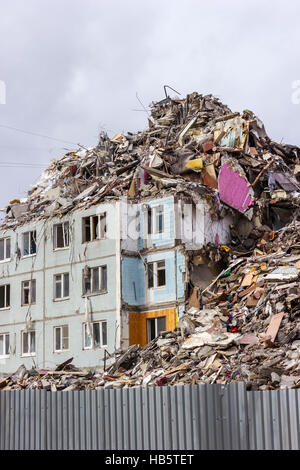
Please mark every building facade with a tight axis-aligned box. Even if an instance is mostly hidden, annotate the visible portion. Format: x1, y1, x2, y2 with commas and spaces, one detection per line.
0, 193, 232, 373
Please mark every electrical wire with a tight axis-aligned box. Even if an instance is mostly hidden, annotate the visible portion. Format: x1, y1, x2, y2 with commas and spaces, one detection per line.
0, 123, 79, 146
0, 162, 49, 168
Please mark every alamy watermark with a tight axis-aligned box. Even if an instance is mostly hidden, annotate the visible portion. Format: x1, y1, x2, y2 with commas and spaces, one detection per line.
0, 80, 6, 104
291, 80, 300, 104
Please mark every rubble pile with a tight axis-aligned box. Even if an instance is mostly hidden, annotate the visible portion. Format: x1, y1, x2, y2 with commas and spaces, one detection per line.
2, 237, 300, 393
2, 91, 300, 241
1, 90, 300, 391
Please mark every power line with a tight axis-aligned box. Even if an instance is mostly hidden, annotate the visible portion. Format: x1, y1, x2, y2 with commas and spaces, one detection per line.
0, 161, 49, 166
0, 145, 61, 151
0, 123, 79, 146
0, 164, 48, 168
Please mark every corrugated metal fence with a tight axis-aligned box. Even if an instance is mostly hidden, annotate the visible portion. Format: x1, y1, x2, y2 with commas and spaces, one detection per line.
0, 383, 300, 450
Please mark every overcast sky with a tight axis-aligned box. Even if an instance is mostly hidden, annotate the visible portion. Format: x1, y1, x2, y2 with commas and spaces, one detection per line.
0, 0, 299, 210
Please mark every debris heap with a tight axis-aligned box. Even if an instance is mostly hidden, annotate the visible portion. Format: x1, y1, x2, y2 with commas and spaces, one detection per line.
1, 90, 300, 391
2, 91, 300, 240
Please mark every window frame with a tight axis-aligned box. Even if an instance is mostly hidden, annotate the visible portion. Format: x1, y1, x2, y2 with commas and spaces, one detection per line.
147, 205, 164, 236
82, 265, 107, 295
147, 260, 166, 289
0, 332, 10, 358
53, 222, 70, 250
21, 279, 36, 306
0, 284, 10, 310
21, 330, 36, 357
22, 230, 37, 257
0, 237, 11, 262
53, 273, 70, 301
53, 325, 69, 353
83, 321, 108, 350
82, 213, 107, 243
147, 316, 166, 343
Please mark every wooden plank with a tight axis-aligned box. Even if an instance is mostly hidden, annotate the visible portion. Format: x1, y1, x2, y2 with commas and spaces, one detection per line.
238, 281, 264, 298
265, 312, 284, 343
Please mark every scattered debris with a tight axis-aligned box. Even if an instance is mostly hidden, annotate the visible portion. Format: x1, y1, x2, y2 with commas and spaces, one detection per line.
1, 90, 300, 392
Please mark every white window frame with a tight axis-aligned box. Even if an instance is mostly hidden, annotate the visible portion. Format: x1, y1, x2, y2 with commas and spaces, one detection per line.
0, 333, 10, 358
83, 265, 107, 295
54, 325, 69, 353
0, 284, 10, 310
21, 279, 36, 306
22, 230, 37, 257
82, 213, 107, 243
53, 273, 70, 301
147, 205, 164, 236
21, 330, 36, 357
83, 321, 107, 350
147, 260, 166, 289
0, 237, 11, 262
53, 222, 69, 250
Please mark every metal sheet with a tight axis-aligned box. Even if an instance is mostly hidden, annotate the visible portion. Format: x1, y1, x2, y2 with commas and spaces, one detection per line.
1, 384, 300, 450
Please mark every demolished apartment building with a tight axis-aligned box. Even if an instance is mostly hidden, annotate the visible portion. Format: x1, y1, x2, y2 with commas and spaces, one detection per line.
1, 91, 300, 388
0, 192, 232, 373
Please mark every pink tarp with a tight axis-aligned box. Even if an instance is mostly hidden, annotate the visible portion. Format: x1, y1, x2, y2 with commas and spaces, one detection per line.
218, 162, 255, 213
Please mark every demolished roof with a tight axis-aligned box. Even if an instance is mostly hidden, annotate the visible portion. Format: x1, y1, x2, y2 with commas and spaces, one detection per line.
1, 91, 300, 233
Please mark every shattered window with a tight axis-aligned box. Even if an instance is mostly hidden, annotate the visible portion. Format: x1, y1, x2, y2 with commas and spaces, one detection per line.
63, 274, 69, 298
92, 267, 99, 292
54, 325, 69, 352
157, 261, 166, 287
22, 280, 36, 305
53, 222, 69, 249
54, 273, 69, 300
157, 316, 166, 333
84, 324, 92, 349
55, 327, 61, 351
0, 284, 10, 309
147, 317, 166, 342
99, 213, 107, 238
102, 322, 107, 346
148, 261, 166, 289
0, 333, 9, 357
156, 206, 164, 233
62, 325, 69, 350
84, 273, 91, 294
148, 208, 152, 235
92, 216, 99, 240
0, 238, 11, 261
23, 231, 36, 256
84, 321, 107, 349
147, 206, 164, 235
101, 266, 107, 291
82, 214, 107, 243
30, 331, 35, 353
83, 217, 91, 242
93, 323, 100, 347
147, 318, 156, 341
55, 276, 62, 299
22, 331, 35, 355
148, 263, 154, 289
83, 266, 107, 295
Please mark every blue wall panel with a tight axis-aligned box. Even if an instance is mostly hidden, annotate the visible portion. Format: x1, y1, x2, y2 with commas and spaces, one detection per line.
122, 257, 145, 306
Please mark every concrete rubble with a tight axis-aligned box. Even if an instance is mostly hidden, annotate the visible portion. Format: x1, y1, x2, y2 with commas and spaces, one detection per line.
2, 91, 300, 234
1, 90, 300, 391
2, 239, 300, 394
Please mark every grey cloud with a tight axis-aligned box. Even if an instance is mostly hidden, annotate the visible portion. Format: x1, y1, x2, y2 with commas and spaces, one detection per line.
0, 0, 299, 208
